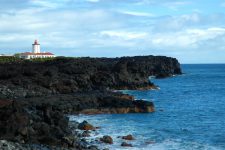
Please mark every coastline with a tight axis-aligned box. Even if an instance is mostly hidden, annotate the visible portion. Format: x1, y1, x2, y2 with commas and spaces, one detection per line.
0, 56, 182, 149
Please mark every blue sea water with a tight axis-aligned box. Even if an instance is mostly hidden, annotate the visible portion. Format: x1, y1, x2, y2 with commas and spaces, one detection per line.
70, 64, 225, 150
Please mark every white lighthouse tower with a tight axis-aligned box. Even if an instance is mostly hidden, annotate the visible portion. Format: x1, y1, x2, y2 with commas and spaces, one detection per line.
32, 40, 40, 53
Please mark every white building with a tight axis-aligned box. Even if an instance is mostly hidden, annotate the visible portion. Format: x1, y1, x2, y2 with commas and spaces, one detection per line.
20, 40, 55, 59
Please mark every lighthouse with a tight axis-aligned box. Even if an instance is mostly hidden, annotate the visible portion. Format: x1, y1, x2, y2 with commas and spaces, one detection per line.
19, 40, 55, 59
32, 40, 40, 53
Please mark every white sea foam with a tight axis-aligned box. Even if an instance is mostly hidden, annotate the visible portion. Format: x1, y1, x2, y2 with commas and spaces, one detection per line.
96, 138, 223, 150
69, 115, 223, 150
89, 138, 223, 150
149, 76, 156, 79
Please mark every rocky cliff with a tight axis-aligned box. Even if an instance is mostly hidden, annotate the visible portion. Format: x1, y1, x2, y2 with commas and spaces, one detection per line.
0, 55, 182, 149
0, 56, 181, 98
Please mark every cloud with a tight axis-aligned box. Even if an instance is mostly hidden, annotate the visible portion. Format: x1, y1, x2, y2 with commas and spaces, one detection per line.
162, 1, 191, 10
0, 0, 225, 63
118, 10, 154, 17
86, 0, 100, 3
153, 13, 225, 32
151, 27, 225, 48
154, 13, 202, 31
100, 31, 148, 40
135, 0, 191, 9
29, 0, 71, 9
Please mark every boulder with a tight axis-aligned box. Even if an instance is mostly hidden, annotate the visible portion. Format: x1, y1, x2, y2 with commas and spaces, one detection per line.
121, 142, 133, 147
78, 121, 95, 130
122, 134, 135, 140
100, 136, 113, 144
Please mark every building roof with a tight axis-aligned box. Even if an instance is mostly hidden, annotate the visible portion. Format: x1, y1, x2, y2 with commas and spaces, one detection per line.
21, 52, 54, 56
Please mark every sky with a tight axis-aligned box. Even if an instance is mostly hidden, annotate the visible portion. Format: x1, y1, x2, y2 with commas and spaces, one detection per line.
0, 0, 225, 63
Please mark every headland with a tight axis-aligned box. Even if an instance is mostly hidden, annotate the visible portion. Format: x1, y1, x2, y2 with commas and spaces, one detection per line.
0, 55, 181, 149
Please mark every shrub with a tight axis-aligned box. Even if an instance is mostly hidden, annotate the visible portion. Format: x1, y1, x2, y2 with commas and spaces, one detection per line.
0, 56, 22, 63
30, 57, 56, 62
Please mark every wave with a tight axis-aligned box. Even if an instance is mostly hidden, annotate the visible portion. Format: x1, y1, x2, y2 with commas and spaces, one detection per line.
96, 138, 223, 150
69, 115, 223, 150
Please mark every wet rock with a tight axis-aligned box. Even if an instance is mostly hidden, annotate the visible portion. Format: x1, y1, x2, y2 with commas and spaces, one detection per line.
82, 131, 91, 137
62, 136, 75, 147
133, 100, 154, 113
88, 145, 99, 150
119, 94, 134, 100
121, 142, 133, 147
122, 134, 135, 140
78, 121, 95, 130
100, 135, 113, 144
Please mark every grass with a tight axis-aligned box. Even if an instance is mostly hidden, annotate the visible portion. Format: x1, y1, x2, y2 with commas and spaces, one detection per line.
0, 56, 57, 64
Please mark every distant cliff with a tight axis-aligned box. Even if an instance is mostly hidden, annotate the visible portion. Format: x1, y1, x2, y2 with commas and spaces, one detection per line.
0, 56, 181, 98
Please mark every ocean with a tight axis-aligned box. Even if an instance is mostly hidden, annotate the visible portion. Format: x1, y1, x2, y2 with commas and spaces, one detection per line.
70, 64, 225, 150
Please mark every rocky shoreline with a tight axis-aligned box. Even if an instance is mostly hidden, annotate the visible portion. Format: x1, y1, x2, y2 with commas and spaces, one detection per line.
0, 56, 182, 149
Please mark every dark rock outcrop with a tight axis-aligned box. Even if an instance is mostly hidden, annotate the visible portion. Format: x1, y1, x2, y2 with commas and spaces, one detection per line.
18, 91, 154, 114
100, 136, 113, 144
0, 56, 181, 98
0, 99, 91, 149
